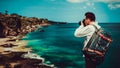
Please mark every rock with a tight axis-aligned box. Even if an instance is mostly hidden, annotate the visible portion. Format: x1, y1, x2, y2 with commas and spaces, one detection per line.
3, 48, 12, 52
14, 63, 22, 68
39, 29, 45, 32
0, 22, 5, 38
34, 64, 54, 68
0, 47, 55, 68
10, 52, 27, 60
0, 43, 17, 48
21, 52, 44, 62
6, 39, 16, 42
0, 13, 55, 68
4, 63, 11, 68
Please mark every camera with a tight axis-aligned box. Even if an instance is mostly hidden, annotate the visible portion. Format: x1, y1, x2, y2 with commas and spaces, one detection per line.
78, 19, 86, 26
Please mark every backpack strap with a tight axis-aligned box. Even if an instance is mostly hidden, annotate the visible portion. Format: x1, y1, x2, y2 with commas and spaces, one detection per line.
83, 24, 100, 49
91, 24, 101, 32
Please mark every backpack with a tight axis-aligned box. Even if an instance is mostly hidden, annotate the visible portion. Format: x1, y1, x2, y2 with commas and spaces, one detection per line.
82, 25, 112, 65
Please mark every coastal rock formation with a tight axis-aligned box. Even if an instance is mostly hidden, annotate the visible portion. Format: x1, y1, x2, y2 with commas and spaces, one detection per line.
0, 38, 55, 68
0, 13, 50, 38
0, 12, 67, 38
0, 52, 54, 68
0, 21, 5, 38
0, 11, 67, 68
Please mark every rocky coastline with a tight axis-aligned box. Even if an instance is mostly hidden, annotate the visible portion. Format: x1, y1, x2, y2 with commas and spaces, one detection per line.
0, 13, 55, 68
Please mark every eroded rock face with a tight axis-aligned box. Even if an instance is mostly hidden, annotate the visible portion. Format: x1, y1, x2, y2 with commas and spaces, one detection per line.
0, 14, 50, 38
0, 43, 17, 48
0, 52, 54, 68
0, 22, 5, 38
4, 17, 22, 36
0, 16, 22, 37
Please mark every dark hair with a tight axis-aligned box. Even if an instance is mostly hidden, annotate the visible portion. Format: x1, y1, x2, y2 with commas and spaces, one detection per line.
85, 12, 95, 21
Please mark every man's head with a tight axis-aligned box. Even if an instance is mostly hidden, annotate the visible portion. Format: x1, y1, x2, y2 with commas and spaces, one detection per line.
84, 12, 96, 25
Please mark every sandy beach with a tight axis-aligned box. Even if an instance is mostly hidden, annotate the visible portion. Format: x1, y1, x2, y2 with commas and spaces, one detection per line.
0, 35, 54, 68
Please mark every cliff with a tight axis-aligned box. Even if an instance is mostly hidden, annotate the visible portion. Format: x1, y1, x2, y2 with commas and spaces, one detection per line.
0, 13, 56, 68
0, 13, 51, 38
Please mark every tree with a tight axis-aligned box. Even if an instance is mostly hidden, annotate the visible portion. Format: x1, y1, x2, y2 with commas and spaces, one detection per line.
5, 10, 8, 15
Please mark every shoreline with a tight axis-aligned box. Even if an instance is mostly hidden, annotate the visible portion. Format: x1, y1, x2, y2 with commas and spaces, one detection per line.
0, 13, 58, 68
0, 24, 55, 68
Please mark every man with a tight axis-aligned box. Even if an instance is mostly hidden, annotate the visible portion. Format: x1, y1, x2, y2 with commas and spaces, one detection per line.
74, 12, 101, 68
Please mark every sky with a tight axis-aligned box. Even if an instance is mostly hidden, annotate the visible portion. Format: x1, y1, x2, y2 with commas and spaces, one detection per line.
0, 0, 120, 23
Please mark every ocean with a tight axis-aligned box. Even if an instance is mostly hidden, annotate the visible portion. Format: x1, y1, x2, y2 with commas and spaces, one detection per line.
23, 23, 120, 68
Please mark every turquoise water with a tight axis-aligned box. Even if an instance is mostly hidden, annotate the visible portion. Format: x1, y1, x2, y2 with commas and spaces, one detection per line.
23, 23, 120, 68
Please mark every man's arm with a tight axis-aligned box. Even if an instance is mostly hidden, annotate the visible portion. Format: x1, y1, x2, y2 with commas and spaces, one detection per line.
74, 25, 95, 37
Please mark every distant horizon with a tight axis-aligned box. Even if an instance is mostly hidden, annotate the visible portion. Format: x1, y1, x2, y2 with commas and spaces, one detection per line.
1, 11, 120, 23
68, 22, 120, 23
0, 0, 120, 23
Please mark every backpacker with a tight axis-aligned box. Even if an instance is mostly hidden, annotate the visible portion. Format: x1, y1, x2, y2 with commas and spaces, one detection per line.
82, 25, 112, 65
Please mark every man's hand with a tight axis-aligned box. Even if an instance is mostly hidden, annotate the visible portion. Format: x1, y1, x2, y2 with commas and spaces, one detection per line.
78, 19, 86, 26
78, 21, 84, 26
